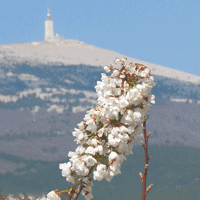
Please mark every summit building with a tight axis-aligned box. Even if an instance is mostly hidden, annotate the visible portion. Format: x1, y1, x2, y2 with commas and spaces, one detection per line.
44, 7, 54, 41
44, 7, 64, 41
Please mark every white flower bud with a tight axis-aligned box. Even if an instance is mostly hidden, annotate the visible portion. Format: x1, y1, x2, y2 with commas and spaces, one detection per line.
46, 191, 61, 200
104, 66, 110, 73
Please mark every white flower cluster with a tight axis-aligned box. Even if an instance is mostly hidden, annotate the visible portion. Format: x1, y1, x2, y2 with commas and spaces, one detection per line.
58, 58, 156, 200
46, 191, 61, 200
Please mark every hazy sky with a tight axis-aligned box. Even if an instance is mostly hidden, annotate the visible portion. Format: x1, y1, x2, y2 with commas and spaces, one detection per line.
0, 0, 199, 76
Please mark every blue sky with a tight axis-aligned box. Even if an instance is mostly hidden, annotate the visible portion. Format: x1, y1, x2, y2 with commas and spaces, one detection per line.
0, 0, 199, 76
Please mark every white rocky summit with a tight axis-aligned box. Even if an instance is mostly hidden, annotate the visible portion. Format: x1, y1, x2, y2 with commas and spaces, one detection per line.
0, 7, 199, 85
0, 39, 200, 85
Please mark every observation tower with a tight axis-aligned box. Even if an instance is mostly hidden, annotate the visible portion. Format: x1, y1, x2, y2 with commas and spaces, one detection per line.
44, 7, 54, 41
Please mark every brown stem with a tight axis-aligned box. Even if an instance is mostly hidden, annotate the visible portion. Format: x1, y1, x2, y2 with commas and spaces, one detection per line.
71, 182, 85, 200
141, 119, 148, 200
71, 167, 93, 200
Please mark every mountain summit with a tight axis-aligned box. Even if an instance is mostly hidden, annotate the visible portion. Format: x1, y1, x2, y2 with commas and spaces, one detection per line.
0, 40, 200, 85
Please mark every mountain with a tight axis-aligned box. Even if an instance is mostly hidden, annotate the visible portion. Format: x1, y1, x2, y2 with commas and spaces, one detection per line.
0, 40, 200, 199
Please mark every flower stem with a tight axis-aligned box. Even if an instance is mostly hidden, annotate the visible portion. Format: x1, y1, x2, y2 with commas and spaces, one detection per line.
71, 167, 93, 200
141, 116, 153, 200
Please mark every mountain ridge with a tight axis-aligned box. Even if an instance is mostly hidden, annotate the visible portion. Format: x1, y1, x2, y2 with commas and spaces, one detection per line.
0, 40, 200, 85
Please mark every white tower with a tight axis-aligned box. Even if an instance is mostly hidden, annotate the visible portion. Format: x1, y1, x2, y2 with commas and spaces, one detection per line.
45, 7, 54, 41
